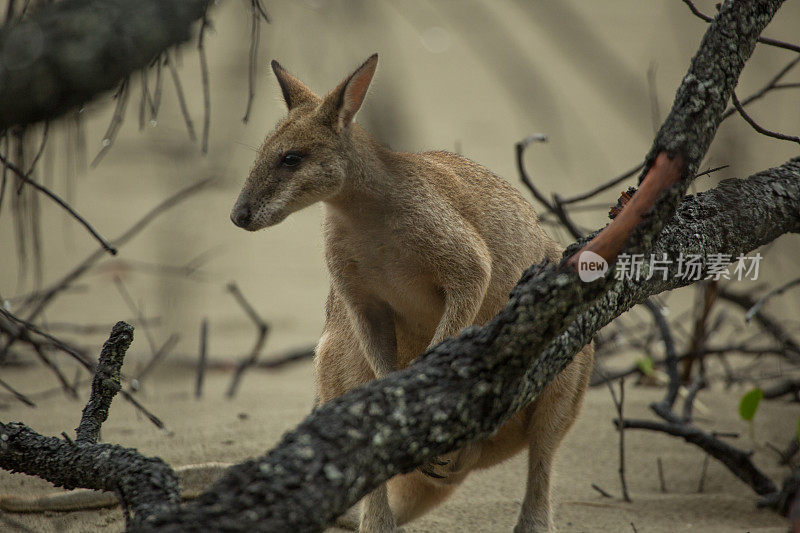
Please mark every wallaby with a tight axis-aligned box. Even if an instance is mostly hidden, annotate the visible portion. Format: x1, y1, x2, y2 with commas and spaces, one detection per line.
230, 54, 594, 533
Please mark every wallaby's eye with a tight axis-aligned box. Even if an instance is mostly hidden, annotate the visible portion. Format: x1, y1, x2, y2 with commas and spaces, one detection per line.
281, 152, 303, 168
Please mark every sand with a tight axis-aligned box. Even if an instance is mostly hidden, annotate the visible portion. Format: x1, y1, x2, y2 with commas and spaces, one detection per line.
0, 360, 793, 532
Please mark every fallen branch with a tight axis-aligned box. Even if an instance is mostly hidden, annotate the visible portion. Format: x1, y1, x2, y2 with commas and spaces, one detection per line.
0, 0, 211, 130
75, 322, 133, 444
0, 323, 181, 528
617, 418, 776, 496
225, 282, 270, 398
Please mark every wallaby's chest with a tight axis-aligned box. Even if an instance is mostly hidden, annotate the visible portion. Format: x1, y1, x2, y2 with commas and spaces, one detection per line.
324, 220, 444, 329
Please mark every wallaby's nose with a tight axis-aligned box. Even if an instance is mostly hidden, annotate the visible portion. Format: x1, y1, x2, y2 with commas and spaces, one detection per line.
231, 204, 252, 228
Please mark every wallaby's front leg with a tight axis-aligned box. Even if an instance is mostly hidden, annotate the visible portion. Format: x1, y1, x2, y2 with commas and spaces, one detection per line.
420, 262, 491, 479
345, 297, 397, 379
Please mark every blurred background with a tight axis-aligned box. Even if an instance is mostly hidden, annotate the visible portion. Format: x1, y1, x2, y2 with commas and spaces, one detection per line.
1, 0, 799, 373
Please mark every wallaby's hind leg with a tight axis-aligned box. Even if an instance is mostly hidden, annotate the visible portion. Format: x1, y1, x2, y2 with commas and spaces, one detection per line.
388, 471, 458, 526
335, 472, 457, 531
513, 347, 593, 533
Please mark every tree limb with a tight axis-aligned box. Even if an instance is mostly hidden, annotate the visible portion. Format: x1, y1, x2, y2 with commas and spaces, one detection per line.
144, 157, 800, 531
75, 322, 134, 444
0, 0, 210, 130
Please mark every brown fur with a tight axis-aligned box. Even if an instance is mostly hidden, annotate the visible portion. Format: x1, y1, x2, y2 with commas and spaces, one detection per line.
231, 54, 593, 533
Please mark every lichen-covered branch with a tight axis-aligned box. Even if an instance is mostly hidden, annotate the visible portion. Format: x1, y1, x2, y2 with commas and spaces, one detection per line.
75, 322, 134, 444
0, 422, 180, 527
0, 323, 181, 528
570, 0, 783, 266
142, 157, 800, 532
0, 0, 210, 130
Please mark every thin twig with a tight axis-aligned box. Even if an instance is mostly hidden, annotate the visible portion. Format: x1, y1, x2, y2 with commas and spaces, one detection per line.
25, 121, 48, 177
618, 418, 776, 496
134, 333, 180, 384
516, 135, 584, 239
731, 91, 800, 145
647, 62, 661, 136
197, 16, 211, 154
606, 376, 632, 502
682, 375, 706, 424
225, 282, 270, 398
151, 55, 164, 121
697, 453, 711, 493
0, 152, 117, 254
0, 377, 35, 407
31, 343, 78, 398
91, 79, 131, 167
118, 389, 164, 429
0, 306, 93, 369
243, 0, 260, 123
195, 319, 208, 399
657, 457, 666, 492
166, 50, 197, 142
721, 56, 800, 121
559, 163, 645, 205
591, 483, 613, 498
0, 134, 8, 218
681, 0, 800, 54
114, 277, 157, 357
19, 178, 212, 323
643, 299, 680, 420
745, 277, 800, 322
717, 288, 800, 362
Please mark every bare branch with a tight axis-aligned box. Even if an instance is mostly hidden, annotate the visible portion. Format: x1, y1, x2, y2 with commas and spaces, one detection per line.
0, 152, 117, 254
225, 282, 270, 398
745, 277, 800, 321
618, 418, 776, 496
682, 0, 800, 54
0, 0, 211, 130
75, 322, 134, 444
166, 50, 197, 143
731, 92, 800, 145
197, 16, 211, 154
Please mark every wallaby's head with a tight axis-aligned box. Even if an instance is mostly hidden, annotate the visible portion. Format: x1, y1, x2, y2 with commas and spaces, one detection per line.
230, 53, 378, 231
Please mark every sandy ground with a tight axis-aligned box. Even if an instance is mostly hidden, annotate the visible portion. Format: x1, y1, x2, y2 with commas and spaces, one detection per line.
0, 360, 793, 532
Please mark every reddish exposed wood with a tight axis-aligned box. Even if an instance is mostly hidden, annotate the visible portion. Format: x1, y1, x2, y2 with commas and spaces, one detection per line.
567, 152, 684, 269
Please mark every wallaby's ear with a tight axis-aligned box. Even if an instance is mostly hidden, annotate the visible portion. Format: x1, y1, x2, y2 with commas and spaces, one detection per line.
271, 60, 318, 110
320, 54, 378, 132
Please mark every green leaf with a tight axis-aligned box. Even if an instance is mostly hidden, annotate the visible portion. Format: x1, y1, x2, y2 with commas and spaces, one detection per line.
637, 356, 655, 377
739, 388, 763, 421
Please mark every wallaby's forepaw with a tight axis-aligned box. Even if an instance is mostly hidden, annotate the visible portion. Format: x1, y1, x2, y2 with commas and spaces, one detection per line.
417, 454, 459, 480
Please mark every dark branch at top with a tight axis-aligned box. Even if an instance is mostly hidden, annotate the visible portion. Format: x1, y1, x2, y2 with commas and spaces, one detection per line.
0, 0, 210, 131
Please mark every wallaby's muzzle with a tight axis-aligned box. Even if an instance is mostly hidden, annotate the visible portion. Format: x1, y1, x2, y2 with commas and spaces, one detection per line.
230, 202, 253, 230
